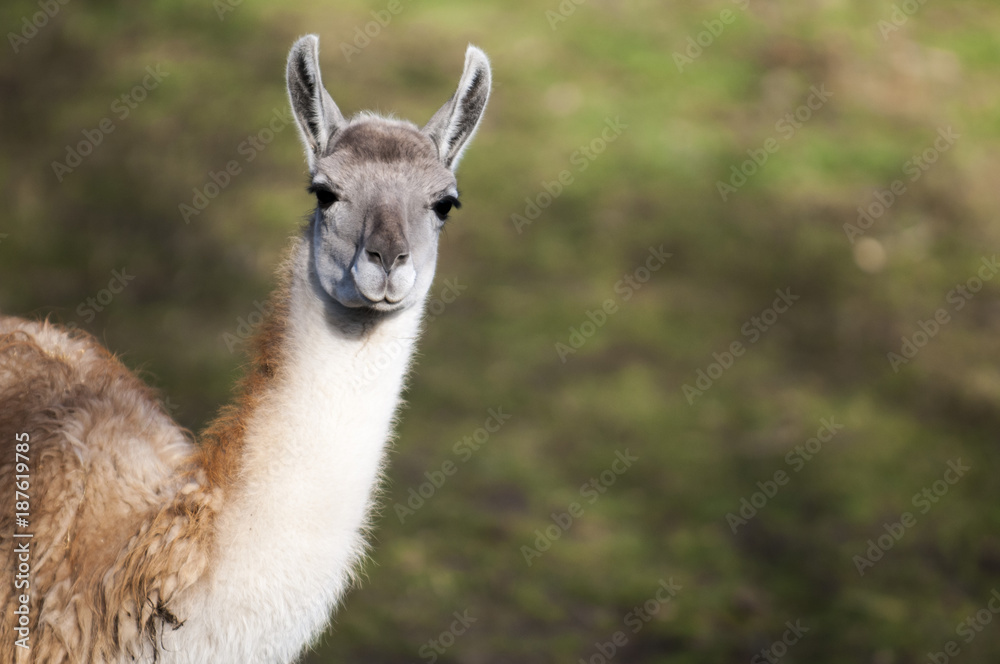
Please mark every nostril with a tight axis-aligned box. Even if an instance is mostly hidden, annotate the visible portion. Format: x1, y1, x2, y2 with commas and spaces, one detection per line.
365, 247, 407, 272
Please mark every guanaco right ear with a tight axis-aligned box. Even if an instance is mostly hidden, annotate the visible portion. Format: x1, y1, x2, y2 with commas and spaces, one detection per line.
422, 45, 492, 171
287, 35, 345, 171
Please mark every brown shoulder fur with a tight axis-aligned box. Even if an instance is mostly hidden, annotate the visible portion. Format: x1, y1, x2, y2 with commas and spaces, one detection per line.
0, 247, 292, 662
0, 319, 215, 662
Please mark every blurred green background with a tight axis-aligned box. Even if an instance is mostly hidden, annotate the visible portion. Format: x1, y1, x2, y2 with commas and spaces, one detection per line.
3, 0, 1000, 662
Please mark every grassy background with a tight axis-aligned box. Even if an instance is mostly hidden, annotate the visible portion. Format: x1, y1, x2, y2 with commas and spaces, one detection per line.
3, 0, 1000, 662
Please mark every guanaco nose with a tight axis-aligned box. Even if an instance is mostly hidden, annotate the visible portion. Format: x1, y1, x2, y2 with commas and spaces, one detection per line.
365, 246, 409, 272
365, 208, 410, 273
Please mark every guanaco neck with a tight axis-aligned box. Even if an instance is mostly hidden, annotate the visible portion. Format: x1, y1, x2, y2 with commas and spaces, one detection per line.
195, 232, 426, 618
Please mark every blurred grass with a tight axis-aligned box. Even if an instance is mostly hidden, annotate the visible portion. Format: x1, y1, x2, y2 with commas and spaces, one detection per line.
3, 0, 1000, 662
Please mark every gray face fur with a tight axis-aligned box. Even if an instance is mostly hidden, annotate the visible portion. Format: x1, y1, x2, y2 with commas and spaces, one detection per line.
286, 35, 491, 313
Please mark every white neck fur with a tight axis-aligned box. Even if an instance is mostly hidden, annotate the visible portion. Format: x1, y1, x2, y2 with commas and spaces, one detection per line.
163, 238, 426, 663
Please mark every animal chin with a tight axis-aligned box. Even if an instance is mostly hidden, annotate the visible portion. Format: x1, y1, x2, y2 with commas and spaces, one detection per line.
357, 287, 413, 313
344, 281, 404, 312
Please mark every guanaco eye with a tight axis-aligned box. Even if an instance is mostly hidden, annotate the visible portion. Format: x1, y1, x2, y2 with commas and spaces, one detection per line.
308, 185, 339, 209
432, 196, 460, 221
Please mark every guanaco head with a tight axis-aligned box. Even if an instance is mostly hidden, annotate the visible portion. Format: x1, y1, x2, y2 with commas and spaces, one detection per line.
286, 35, 491, 313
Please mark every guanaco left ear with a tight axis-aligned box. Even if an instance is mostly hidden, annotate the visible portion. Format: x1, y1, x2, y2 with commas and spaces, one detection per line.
422, 45, 492, 171
287, 34, 346, 171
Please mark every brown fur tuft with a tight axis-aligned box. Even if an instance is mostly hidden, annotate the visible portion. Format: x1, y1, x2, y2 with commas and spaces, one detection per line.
198, 249, 293, 489
0, 304, 237, 661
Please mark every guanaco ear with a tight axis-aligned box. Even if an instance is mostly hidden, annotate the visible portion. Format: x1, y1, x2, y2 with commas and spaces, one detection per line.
287, 35, 345, 171
422, 45, 492, 171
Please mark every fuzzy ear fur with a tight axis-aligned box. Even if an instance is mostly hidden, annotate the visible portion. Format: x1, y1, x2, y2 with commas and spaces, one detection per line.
422, 45, 492, 171
287, 35, 346, 171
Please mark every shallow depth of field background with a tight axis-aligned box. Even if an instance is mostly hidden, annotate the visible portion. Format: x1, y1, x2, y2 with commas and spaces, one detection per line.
3, 1, 1000, 662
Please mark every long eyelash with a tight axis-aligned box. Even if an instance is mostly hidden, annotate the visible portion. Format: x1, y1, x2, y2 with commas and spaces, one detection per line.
308, 183, 339, 208
307, 183, 341, 194
432, 195, 460, 222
